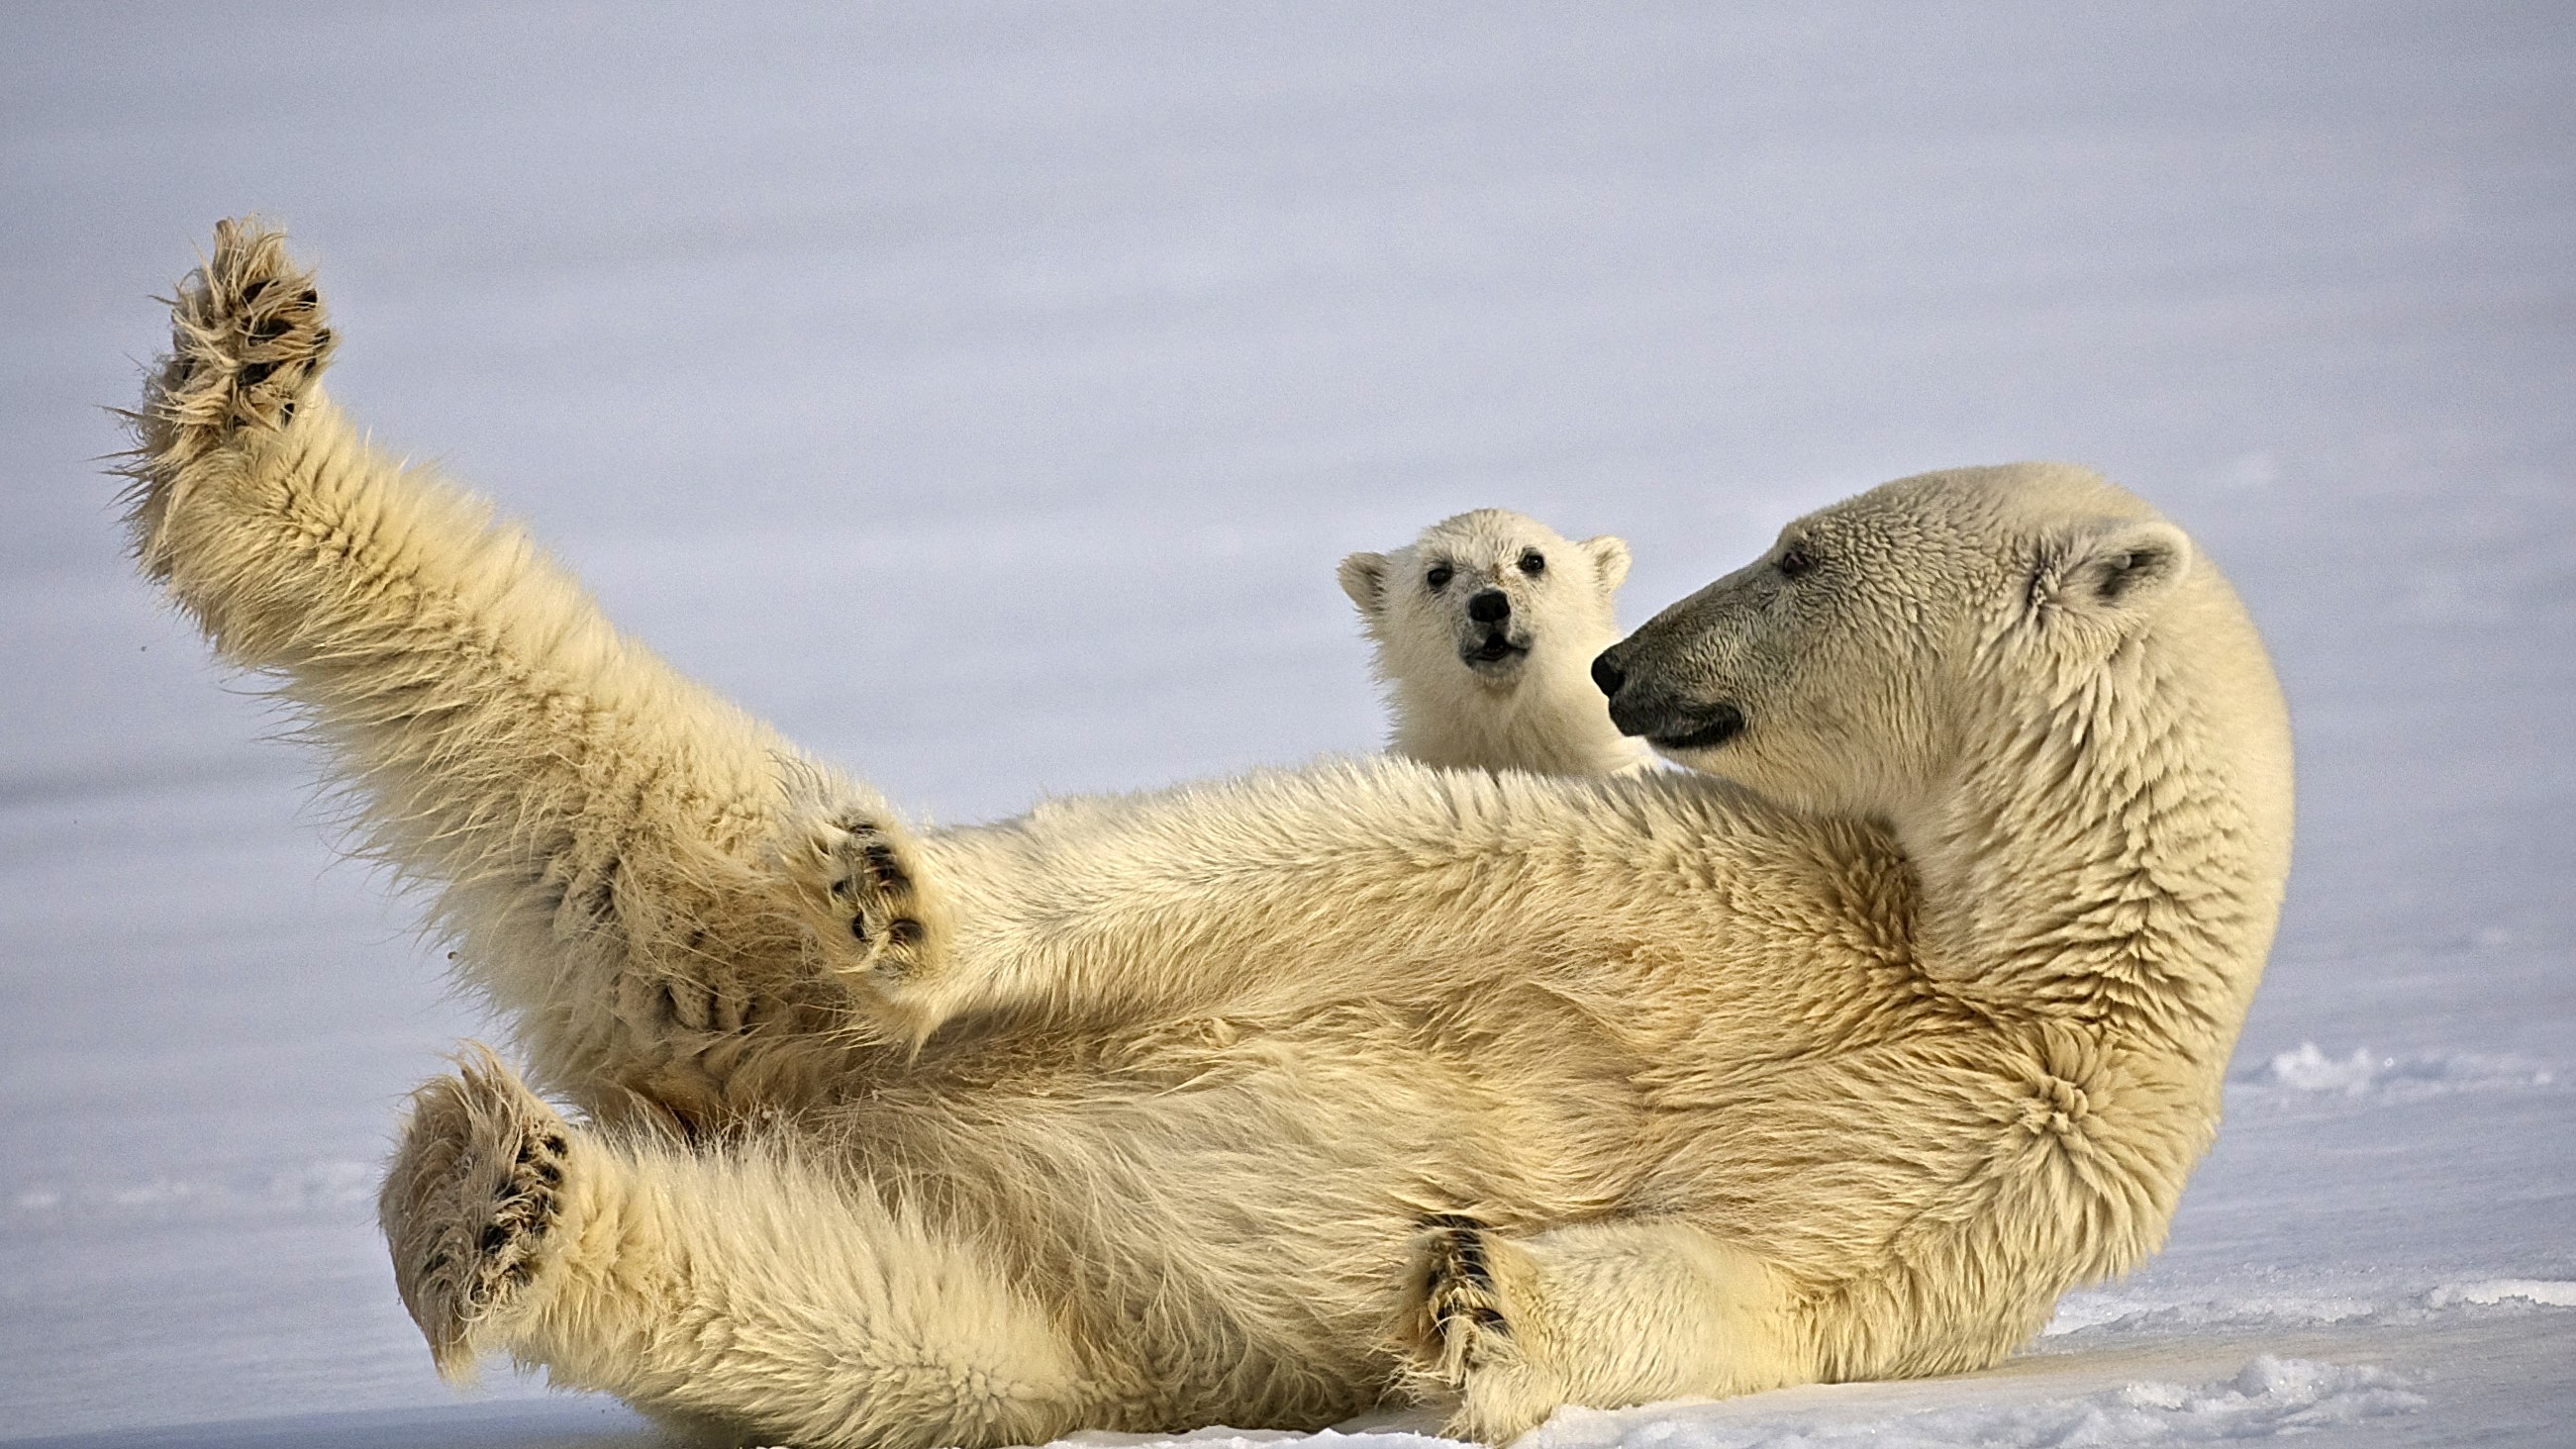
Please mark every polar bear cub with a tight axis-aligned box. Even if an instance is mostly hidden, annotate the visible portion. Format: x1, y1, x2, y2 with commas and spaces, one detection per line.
1339, 510, 1652, 776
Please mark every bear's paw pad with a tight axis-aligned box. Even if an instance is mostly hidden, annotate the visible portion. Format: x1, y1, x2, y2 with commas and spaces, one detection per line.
781, 809, 941, 985
154, 218, 337, 447
380, 1047, 571, 1375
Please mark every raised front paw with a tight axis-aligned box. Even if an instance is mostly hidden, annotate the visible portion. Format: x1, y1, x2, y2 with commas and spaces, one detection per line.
146, 218, 338, 461
777, 804, 950, 998
378, 1044, 576, 1379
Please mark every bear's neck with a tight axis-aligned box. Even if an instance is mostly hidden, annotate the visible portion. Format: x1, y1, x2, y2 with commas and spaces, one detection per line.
1893, 626, 2289, 1068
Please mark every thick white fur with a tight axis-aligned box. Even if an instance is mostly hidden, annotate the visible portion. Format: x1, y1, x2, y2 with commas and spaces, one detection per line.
1340, 511, 1652, 776
123, 223, 2293, 1448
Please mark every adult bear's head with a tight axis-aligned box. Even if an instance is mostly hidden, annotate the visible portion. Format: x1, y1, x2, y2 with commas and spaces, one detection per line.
1592, 463, 2282, 830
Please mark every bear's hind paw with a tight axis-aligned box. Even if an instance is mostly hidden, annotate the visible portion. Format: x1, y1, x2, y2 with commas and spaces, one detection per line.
143, 219, 337, 467
379, 1045, 575, 1379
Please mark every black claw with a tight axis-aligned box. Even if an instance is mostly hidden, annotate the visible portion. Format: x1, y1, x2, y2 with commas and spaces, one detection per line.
849, 917, 870, 942
479, 1222, 508, 1253
298, 288, 317, 305
535, 1161, 561, 1185
887, 918, 924, 947
1434, 1300, 1498, 1329
1422, 1215, 1496, 1291
278, 399, 296, 425
240, 359, 275, 387
1449, 1235, 1493, 1290
243, 278, 269, 303
544, 1133, 567, 1155
832, 877, 857, 899
252, 316, 289, 340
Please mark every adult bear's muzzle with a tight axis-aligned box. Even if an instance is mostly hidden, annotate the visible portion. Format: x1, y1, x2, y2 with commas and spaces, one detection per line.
1592, 640, 1747, 749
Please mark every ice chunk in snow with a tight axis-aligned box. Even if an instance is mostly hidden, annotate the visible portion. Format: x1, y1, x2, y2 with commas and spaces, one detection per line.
2048, 1276, 2576, 1335
1517, 1356, 2421, 1449
2043, 1289, 2381, 1335
2425, 1280, 2576, 1308
2234, 1042, 2556, 1098
8, 1158, 381, 1223
1053, 1433, 1464, 1449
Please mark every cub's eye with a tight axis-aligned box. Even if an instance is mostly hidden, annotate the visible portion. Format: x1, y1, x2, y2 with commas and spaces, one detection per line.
1518, 550, 1546, 577
1776, 545, 1817, 580
1426, 564, 1453, 591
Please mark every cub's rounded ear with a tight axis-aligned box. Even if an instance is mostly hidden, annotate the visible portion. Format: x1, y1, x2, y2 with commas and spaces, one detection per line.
1582, 534, 1633, 594
2036, 518, 2193, 626
1338, 551, 1389, 618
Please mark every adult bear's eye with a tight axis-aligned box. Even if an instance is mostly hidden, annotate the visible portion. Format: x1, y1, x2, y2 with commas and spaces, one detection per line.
1519, 550, 1546, 576
1776, 545, 1817, 579
1426, 564, 1453, 591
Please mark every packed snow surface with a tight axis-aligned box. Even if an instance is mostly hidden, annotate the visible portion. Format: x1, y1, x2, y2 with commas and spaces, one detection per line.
3, 2, 2570, 1446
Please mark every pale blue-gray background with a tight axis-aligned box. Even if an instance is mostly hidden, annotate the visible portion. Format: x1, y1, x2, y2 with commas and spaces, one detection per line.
3, 4, 2569, 1444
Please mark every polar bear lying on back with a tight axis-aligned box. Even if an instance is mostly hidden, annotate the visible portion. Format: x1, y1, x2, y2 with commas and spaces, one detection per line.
123, 221, 2293, 1449
1340, 510, 1651, 776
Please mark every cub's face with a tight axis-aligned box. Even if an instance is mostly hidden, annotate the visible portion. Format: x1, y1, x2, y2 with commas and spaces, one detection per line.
1592, 466, 2192, 816
1341, 511, 1633, 690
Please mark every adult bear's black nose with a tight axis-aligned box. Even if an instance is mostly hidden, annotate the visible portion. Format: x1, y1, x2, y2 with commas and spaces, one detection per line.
1467, 590, 1510, 625
1591, 648, 1625, 700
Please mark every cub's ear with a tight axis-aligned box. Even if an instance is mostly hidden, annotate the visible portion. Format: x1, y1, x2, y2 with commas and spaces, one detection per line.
1582, 534, 1632, 594
2036, 518, 2193, 626
1338, 551, 1389, 619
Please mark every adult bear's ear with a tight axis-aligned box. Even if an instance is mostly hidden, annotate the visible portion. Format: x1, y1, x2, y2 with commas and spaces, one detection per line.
1582, 535, 1632, 595
2034, 518, 2193, 627
1338, 551, 1389, 619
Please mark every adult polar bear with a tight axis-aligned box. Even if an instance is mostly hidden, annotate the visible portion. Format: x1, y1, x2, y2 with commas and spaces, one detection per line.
121, 222, 2292, 1448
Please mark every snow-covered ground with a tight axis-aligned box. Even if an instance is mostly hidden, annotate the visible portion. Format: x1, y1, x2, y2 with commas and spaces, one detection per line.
4, 3, 2571, 1445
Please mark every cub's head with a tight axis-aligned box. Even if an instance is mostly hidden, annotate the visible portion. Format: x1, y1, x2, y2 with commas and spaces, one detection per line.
1340, 510, 1633, 692
1592, 464, 2241, 817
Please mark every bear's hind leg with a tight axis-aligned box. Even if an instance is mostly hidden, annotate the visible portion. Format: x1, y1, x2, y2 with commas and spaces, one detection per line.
381, 1048, 1104, 1449
121, 221, 954, 1119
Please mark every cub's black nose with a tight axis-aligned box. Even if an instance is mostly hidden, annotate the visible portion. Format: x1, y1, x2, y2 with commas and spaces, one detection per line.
1591, 650, 1625, 700
1466, 590, 1511, 625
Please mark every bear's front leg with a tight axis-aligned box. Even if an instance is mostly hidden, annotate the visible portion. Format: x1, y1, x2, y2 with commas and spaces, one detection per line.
1410, 1218, 1809, 1443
